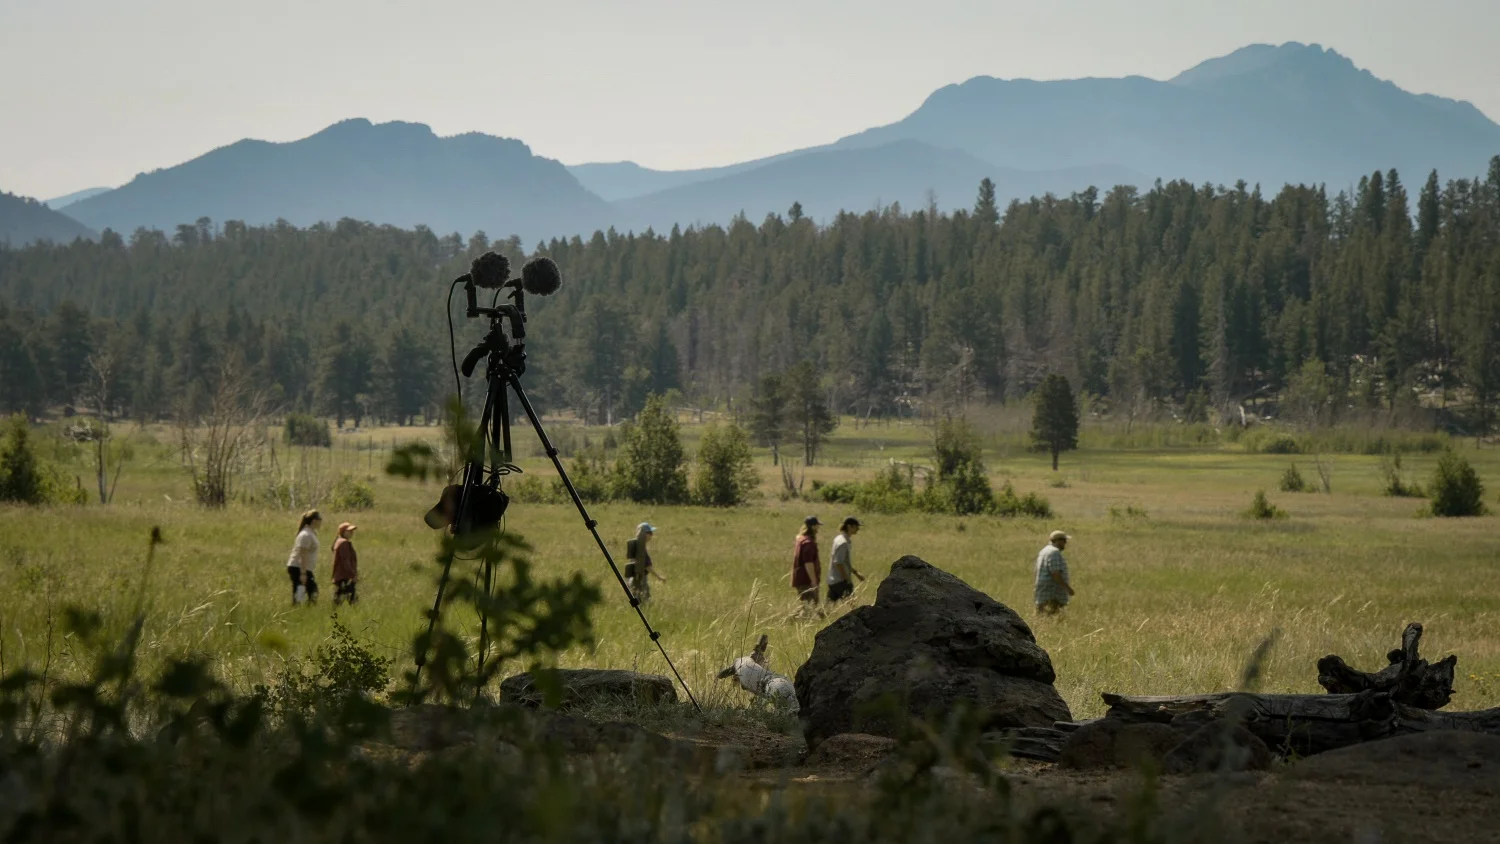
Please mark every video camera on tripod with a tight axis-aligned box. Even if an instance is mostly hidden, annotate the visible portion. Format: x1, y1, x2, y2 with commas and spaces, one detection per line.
415, 249, 699, 711
422, 251, 560, 540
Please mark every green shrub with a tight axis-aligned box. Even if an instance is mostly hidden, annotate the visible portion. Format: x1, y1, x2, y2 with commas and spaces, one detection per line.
693, 422, 758, 506
506, 474, 566, 504
284, 412, 332, 447
1244, 490, 1287, 520
1379, 452, 1424, 498
930, 419, 996, 516
1278, 464, 1307, 493
1428, 451, 1487, 517
256, 618, 392, 717
612, 394, 689, 504
329, 473, 376, 510
854, 464, 924, 514
566, 449, 617, 504
992, 482, 1054, 518
1108, 503, 1149, 520
0, 414, 48, 504
0, 414, 87, 505
813, 479, 860, 504
1258, 434, 1301, 455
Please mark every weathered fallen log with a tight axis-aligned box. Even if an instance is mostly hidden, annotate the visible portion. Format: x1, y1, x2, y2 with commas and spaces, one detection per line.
1100, 690, 1500, 757
1316, 622, 1456, 710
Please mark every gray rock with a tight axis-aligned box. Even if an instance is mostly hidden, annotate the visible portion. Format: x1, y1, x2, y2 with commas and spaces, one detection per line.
794, 556, 1072, 750
500, 669, 678, 709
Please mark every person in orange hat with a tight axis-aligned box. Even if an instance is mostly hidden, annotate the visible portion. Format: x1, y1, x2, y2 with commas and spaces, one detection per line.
331, 522, 359, 605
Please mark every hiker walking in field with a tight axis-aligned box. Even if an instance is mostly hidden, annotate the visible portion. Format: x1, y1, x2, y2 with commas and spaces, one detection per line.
331, 522, 359, 606
625, 522, 665, 603
826, 517, 865, 603
792, 516, 823, 605
1034, 529, 1074, 614
287, 509, 322, 605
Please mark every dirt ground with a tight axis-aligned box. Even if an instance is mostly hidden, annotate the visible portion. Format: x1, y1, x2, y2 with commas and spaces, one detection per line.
664, 724, 1500, 844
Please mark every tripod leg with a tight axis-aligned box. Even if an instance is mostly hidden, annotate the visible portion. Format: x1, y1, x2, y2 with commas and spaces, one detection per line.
504, 373, 702, 713
476, 556, 492, 702
412, 384, 498, 694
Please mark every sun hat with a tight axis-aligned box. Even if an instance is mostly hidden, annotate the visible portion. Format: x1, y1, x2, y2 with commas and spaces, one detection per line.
637, 522, 656, 534
338, 522, 357, 534
804, 516, 823, 527
1049, 530, 1069, 542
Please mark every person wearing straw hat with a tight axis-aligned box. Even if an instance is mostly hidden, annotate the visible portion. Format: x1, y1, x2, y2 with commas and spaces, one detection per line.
1034, 529, 1074, 614
331, 522, 360, 606
625, 522, 665, 603
791, 516, 823, 605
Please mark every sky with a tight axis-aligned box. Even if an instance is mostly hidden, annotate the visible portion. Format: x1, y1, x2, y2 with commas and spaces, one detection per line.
2, 0, 1497, 201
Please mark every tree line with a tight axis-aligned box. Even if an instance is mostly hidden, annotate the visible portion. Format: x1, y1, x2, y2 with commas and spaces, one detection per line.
1, 157, 1498, 433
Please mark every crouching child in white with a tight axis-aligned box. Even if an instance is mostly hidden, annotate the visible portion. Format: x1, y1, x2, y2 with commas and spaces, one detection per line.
717, 634, 799, 713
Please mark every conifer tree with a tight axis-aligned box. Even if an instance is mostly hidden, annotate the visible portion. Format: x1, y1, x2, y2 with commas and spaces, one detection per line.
1031, 374, 1079, 471
784, 361, 837, 466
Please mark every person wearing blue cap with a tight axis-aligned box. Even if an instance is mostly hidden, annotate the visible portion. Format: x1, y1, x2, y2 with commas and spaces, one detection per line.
625, 522, 665, 603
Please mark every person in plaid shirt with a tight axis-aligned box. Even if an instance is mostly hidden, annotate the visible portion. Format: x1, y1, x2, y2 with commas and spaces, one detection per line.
1034, 530, 1075, 614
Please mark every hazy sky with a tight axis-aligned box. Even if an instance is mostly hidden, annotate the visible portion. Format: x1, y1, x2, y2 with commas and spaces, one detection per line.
2, 0, 1497, 200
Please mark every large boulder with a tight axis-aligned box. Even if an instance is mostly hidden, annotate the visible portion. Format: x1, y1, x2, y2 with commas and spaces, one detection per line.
794, 556, 1072, 750
500, 668, 677, 709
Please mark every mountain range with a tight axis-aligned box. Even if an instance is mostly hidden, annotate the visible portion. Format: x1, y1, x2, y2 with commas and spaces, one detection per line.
4, 42, 1498, 247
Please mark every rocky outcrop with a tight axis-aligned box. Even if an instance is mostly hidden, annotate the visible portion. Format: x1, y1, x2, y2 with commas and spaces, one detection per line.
794, 556, 1071, 750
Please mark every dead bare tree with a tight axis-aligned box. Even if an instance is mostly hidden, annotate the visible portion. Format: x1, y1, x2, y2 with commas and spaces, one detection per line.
1311, 450, 1334, 494
82, 352, 128, 504
779, 458, 805, 500
179, 359, 267, 508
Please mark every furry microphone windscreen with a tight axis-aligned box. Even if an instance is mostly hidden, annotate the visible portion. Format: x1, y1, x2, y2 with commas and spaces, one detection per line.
520, 257, 562, 296
469, 252, 511, 289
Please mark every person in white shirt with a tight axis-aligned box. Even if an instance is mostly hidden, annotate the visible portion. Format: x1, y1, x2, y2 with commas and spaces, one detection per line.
287, 509, 322, 605
826, 517, 865, 602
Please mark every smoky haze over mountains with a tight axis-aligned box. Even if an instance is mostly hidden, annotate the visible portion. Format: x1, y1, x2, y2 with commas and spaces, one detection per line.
7, 42, 1500, 247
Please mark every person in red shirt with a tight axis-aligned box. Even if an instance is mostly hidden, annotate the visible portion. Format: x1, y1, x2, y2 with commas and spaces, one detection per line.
331, 522, 359, 605
791, 516, 823, 605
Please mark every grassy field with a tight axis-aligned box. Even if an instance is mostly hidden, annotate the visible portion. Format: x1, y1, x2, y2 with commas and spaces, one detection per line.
2, 415, 1498, 721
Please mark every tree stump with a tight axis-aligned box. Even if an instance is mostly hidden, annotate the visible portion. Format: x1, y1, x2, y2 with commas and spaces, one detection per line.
1316, 622, 1456, 710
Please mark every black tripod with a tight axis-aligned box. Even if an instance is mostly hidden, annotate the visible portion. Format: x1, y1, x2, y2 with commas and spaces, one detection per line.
415, 289, 700, 712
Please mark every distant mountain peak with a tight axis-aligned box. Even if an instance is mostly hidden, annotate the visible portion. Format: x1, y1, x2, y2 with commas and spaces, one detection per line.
1170, 41, 1360, 87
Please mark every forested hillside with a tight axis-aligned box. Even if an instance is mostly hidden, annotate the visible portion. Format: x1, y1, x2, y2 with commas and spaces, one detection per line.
2, 160, 1498, 434
0, 192, 95, 247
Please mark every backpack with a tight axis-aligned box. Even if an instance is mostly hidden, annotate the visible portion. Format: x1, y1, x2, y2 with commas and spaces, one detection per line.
624, 538, 639, 580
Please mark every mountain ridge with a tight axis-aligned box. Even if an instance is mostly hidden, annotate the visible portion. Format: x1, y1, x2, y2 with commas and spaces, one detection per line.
1, 192, 96, 247
65, 119, 613, 243
30, 42, 1500, 244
